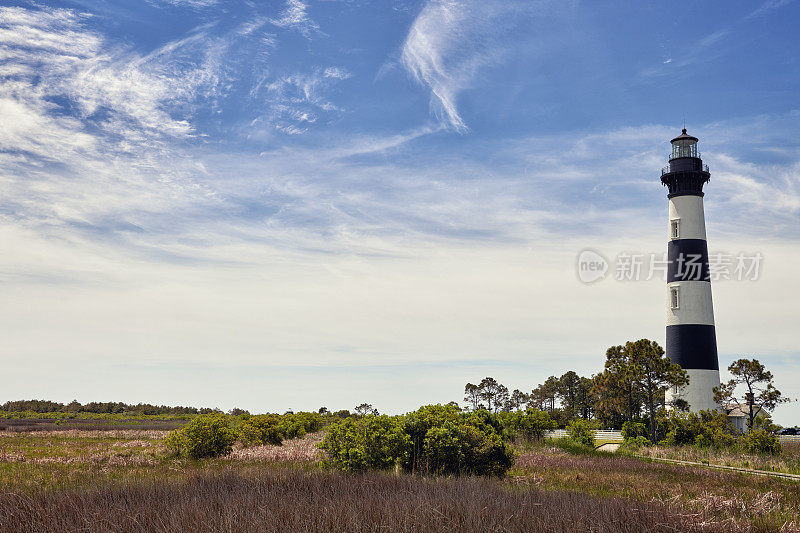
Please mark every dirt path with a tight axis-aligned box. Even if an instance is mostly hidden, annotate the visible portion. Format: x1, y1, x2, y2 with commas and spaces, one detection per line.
594, 443, 619, 452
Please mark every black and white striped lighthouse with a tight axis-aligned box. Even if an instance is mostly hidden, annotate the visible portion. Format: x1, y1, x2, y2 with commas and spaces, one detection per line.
661, 129, 720, 412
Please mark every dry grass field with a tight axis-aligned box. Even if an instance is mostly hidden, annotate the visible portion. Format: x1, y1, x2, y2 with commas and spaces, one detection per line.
513, 445, 800, 531
1, 468, 735, 533
637, 440, 800, 476
1, 429, 799, 532
0, 419, 186, 432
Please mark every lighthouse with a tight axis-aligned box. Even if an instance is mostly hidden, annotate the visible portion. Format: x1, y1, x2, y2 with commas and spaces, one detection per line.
661, 129, 720, 412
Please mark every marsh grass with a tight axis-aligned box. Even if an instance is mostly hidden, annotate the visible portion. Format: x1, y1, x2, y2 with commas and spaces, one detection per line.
0, 418, 186, 432
513, 446, 800, 531
0, 431, 166, 462
229, 431, 324, 462
637, 441, 800, 476
0, 468, 734, 532
0, 430, 325, 491
2, 429, 799, 531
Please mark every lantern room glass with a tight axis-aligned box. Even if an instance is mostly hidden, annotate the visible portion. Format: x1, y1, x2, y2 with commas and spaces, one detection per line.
671, 139, 697, 159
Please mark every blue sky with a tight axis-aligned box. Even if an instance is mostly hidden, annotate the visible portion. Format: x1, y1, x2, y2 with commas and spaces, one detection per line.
1, 0, 799, 422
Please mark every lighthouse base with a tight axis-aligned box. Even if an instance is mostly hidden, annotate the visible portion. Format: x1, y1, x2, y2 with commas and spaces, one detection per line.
666, 368, 721, 413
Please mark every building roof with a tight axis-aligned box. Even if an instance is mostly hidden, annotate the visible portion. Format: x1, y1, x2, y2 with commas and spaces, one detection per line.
724, 403, 765, 418
670, 128, 698, 144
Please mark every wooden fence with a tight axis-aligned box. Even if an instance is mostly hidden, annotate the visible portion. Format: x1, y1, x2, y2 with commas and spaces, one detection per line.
545, 429, 623, 441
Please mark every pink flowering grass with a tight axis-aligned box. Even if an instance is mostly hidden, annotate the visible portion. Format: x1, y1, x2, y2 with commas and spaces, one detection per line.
230, 431, 325, 462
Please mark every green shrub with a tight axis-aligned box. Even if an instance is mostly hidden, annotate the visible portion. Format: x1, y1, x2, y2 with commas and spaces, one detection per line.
546, 408, 573, 430
403, 405, 513, 477
617, 435, 651, 454
713, 428, 736, 448
422, 419, 512, 477
320, 405, 514, 477
621, 421, 647, 441
665, 415, 694, 446
664, 410, 736, 449
520, 410, 556, 441
164, 413, 236, 459
279, 412, 323, 439
567, 419, 595, 448
551, 436, 596, 455
653, 409, 674, 443
319, 415, 410, 472
403, 404, 461, 470
693, 432, 713, 448
421, 422, 482, 476
239, 414, 283, 447
741, 429, 781, 455
752, 415, 782, 434
503, 409, 555, 442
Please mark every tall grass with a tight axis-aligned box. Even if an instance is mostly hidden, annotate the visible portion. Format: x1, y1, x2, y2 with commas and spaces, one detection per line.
637, 441, 800, 475
0, 418, 186, 432
2, 428, 798, 531
0, 468, 727, 532
513, 447, 800, 531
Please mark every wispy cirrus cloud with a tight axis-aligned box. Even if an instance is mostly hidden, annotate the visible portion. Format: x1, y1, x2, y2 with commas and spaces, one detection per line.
0, 2, 356, 247
401, 0, 547, 133
269, 0, 321, 38
746, 0, 795, 18
0, 5, 214, 158
2, 2, 797, 264
643, 0, 796, 79
0, 5, 233, 244
2, 0, 799, 421
252, 67, 351, 134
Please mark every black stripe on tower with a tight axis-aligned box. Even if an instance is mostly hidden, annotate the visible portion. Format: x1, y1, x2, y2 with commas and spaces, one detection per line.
662, 172, 709, 197
665, 324, 719, 370
667, 239, 710, 282
661, 155, 710, 197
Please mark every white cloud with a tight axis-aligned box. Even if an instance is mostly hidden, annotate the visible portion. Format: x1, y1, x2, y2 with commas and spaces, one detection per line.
0, 5, 214, 157
746, 0, 794, 18
269, 0, 321, 38
151, 0, 219, 8
401, 0, 543, 132
0, 5, 236, 258
256, 67, 351, 134
0, 3, 355, 248
0, 7, 99, 54
0, 97, 97, 161
712, 157, 800, 214
0, 4, 798, 419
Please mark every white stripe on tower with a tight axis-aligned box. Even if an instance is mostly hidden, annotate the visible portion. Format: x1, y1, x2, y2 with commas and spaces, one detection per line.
669, 196, 707, 240
666, 281, 714, 326
661, 129, 721, 413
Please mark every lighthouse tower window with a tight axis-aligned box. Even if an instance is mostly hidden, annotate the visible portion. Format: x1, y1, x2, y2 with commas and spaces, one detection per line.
670, 287, 680, 309
670, 219, 680, 239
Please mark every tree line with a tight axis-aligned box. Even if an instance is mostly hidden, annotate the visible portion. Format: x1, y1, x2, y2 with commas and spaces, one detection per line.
462, 338, 787, 441
0, 399, 221, 415
3, 339, 786, 441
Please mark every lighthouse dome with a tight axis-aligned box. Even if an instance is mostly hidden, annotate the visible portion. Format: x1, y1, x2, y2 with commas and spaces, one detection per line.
670, 128, 699, 160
